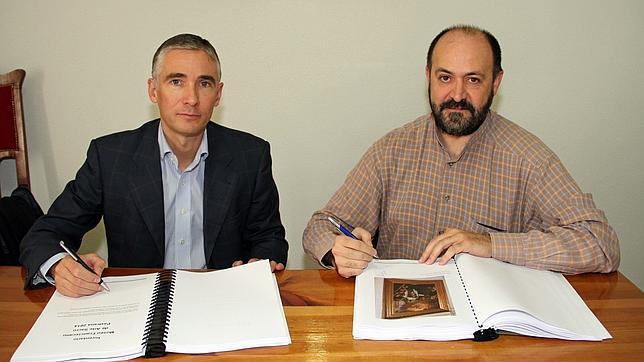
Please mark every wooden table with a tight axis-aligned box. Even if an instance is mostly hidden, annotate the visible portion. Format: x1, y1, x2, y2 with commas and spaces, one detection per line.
1, 266, 643, 360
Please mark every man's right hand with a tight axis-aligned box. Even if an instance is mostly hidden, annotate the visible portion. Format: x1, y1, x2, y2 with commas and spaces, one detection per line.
331, 227, 377, 278
51, 254, 107, 297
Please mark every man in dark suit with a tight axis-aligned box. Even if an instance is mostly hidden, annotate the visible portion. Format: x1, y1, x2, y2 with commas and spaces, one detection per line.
20, 34, 288, 297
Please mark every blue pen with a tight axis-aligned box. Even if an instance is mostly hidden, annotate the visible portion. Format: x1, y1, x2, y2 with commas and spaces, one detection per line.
327, 216, 379, 258
327, 216, 358, 239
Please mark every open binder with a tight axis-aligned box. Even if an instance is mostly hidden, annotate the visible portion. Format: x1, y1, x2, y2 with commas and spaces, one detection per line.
353, 255, 611, 341
143, 269, 175, 357
11, 260, 291, 361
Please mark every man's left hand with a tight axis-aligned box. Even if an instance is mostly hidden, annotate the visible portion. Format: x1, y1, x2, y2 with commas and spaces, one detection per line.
419, 228, 492, 265
232, 258, 285, 272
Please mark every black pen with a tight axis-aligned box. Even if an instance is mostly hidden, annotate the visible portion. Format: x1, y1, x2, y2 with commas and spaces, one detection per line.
59, 240, 110, 292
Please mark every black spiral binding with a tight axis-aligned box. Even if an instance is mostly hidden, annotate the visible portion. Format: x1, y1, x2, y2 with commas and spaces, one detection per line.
142, 270, 176, 357
454, 261, 498, 342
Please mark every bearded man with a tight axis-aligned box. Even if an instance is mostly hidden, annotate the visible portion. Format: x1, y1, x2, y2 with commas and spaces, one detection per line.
302, 25, 619, 278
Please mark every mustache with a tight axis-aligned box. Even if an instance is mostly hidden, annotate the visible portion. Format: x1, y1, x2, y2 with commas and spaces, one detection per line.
439, 99, 476, 114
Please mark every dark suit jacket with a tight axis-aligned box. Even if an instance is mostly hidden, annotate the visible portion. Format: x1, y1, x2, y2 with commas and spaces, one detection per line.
20, 120, 288, 287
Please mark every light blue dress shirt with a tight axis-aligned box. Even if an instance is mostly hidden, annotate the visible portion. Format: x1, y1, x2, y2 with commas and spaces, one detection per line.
158, 124, 208, 269
36, 124, 210, 284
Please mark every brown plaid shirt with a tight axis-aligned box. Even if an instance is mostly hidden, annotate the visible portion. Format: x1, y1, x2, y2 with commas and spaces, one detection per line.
303, 112, 619, 274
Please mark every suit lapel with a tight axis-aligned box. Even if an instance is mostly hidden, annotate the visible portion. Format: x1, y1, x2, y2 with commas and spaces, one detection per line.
129, 120, 165, 261
203, 123, 235, 263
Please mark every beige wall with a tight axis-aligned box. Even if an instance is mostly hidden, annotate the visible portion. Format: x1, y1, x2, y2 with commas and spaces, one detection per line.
1, 0, 642, 289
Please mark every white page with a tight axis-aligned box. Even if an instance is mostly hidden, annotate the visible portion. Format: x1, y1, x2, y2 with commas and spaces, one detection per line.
455, 254, 610, 340
353, 259, 479, 340
166, 260, 291, 353
11, 273, 158, 362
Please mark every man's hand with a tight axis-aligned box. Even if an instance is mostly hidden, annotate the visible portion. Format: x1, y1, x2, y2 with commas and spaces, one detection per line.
419, 228, 492, 265
232, 258, 285, 272
51, 253, 107, 298
331, 227, 377, 278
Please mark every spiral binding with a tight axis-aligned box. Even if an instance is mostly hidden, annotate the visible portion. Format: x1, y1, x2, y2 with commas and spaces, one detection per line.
142, 270, 176, 357
454, 260, 498, 342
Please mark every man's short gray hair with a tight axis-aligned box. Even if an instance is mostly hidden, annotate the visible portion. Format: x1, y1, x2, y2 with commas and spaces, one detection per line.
151, 33, 221, 81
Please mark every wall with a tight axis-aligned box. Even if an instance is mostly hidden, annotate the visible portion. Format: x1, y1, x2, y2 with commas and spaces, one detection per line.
1, 0, 643, 289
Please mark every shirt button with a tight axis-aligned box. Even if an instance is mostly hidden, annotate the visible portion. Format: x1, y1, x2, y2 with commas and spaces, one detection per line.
179, 239, 186, 245
438, 230, 445, 235
180, 208, 186, 215
447, 162, 454, 167
444, 195, 450, 202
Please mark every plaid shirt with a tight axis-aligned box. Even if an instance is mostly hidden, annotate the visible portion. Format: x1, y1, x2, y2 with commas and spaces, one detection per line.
303, 112, 619, 274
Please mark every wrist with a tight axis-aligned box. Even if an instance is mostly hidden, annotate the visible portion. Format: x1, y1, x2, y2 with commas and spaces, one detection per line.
482, 232, 493, 257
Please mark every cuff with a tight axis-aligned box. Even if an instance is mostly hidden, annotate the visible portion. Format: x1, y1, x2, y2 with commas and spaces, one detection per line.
490, 232, 526, 266
36, 252, 67, 286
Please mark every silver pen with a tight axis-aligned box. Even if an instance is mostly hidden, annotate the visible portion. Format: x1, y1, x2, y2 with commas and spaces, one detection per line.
59, 241, 110, 291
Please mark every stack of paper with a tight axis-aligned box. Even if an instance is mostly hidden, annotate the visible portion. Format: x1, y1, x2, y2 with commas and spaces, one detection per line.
12, 260, 291, 361
353, 256, 610, 341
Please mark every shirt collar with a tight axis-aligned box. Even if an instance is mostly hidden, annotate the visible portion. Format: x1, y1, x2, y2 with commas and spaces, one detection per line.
429, 110, 495, 161
157, 123, 209, 164
464, 111, 494, 148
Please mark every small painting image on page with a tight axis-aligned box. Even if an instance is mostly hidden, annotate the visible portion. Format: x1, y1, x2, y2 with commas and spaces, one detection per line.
378, 277, 455, 319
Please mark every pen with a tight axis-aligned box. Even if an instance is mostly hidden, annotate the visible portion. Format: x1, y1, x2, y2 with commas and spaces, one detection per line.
475, 221, 505, 232
326, 216, 378, 258
59, 240, 110, 292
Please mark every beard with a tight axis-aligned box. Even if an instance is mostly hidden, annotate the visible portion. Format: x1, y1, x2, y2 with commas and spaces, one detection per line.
429, 87, 494, 136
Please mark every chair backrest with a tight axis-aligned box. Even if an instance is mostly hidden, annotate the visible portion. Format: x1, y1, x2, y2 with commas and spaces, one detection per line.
0, 69, 30, 195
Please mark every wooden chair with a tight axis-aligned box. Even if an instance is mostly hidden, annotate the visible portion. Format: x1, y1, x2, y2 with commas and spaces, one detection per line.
0, 69, 30, 195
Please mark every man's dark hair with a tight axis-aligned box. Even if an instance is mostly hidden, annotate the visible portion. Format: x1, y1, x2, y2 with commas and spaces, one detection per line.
151, 33, 221, 80
426, 25, 502, 78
